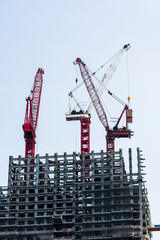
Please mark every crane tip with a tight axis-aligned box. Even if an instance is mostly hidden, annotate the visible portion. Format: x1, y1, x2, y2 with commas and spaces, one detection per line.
73, 58, 81, 65
123, 44, 131, 51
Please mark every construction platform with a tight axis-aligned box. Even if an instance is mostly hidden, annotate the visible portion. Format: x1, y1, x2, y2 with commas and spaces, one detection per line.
0, 148, 151, 240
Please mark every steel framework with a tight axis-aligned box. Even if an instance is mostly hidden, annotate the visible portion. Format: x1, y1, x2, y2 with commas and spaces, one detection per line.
0, 149, 151, 240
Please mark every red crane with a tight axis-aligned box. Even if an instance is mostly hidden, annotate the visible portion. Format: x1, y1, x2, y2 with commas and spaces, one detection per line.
23, 68, 44, 157
66, 45, 130, 153
66, 108, 91, 154
75, 58, 133, 152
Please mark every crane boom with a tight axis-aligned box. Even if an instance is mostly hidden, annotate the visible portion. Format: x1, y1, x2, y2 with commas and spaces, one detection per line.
31, 68, 44, 131
75, 58, 109, 130
23, 68, 44, 157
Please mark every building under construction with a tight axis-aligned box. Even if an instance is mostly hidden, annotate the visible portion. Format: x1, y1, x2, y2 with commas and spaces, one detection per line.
0, 148, 151, 240
0, 47, 153, 239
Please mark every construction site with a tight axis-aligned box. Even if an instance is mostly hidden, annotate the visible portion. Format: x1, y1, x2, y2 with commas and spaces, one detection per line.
0, 45, 156, 239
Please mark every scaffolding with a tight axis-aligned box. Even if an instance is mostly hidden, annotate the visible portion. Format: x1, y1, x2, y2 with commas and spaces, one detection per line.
0, 148, 151, 240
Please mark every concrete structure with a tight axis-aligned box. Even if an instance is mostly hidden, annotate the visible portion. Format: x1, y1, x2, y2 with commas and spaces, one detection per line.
0, 148, 151, 239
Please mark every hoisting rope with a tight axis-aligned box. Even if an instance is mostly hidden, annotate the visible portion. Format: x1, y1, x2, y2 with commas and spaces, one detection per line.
75, 63, 78, 84
126, 51, 130, 104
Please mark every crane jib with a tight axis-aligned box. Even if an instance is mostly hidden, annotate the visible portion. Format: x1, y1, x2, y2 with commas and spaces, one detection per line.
76, 58, 109, 129
23, 68, 44, 158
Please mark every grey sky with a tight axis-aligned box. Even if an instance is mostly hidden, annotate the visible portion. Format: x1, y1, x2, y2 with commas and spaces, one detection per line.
0, 0, 160, 238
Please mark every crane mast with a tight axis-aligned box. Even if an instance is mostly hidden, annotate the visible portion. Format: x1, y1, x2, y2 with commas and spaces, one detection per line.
66, 111, 91, 153
23, 68, 44, 157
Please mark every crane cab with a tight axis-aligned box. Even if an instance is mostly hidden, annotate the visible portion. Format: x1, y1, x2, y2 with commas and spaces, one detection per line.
66, 111, 90, 121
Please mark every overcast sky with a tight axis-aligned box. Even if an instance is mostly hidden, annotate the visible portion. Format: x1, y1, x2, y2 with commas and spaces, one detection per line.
0, 1, 160, 239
